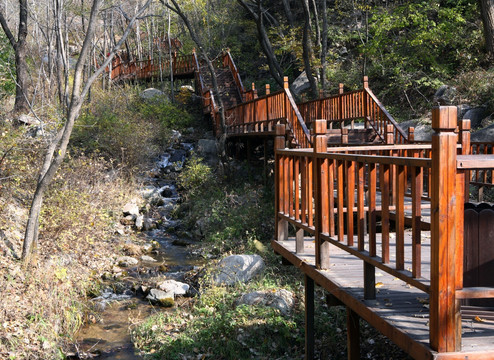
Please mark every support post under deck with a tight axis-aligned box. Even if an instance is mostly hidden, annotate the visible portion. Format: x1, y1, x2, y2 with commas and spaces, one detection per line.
305, 275, 315, 360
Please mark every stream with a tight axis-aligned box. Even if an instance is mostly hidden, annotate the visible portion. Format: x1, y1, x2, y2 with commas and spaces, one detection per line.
72, 141, 203, 359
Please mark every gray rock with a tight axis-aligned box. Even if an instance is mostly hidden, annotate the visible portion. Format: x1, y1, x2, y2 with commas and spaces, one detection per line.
463, 106, 487, 129
142, 243, 154, 253
158, 279, 189, 296
117, 256, 139, 267
291, 71, 312, 97
212, 254, 265, 286
142, 217, 155, 231
140, 88, 167, 102
122, 203, 140, 217
146, 288, 175, 307
141, 255, 157, 262
17, 114, 40, 126
398, 119, 433, 142
433, 85, 457, 105
181, 85, 194, 92
236, 289, 294, 315
135, 215, 144, 230
471, 123, 494, 142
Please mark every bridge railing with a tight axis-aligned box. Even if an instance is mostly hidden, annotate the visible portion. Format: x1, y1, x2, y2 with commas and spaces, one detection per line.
274, 107, 494, 353
225, 77, 311, 148
297, 77, 408, 144
108, 53, 195, 81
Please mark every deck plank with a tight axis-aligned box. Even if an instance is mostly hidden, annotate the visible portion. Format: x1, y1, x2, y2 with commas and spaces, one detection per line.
272, 235, 494, 358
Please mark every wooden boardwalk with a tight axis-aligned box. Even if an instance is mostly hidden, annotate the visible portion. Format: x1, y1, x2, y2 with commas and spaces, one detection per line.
273, 235, 494, 359
106, 48, 494, 360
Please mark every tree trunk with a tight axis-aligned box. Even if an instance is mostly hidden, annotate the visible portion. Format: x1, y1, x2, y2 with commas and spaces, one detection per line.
281, 0, 294, 27
163, 0, 228, 156
480, 0, 494, 58
22, 0, 152, 264
301, 0, 318, 98
320, 0, 328, 92
0, 0, 30, 114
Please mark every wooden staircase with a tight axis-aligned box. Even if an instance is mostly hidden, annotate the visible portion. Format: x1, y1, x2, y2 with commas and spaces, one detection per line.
106, 49, 407, 148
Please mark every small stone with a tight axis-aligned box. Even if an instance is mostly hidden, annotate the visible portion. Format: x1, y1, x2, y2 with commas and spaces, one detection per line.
141, 255, 157, 262
135, 215, 144, 230
117, 256, 139, 267
157, 280, 189, 296
146, 289, 175, 307
122, 202, 140, 217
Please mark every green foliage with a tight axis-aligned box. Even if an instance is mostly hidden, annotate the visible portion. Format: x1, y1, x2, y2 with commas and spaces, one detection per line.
177, 154, 213, 198
72, 89, 193, 169
455, 68, 494, 112
175, 163, 274, 255
322, 0, 485, 117
0, 32, 15, 97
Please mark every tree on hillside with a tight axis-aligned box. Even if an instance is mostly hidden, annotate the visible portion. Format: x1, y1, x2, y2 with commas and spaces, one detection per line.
22, 0, 152, 264
479, 0, 494, 58
0, 0, 30, 114
160, 0, 228, 156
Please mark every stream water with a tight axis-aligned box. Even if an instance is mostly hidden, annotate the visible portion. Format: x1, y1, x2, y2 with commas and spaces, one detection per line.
73, 144, 202, 359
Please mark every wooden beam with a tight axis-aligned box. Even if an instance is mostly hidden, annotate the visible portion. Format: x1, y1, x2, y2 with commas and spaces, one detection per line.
305, 275, 315, 360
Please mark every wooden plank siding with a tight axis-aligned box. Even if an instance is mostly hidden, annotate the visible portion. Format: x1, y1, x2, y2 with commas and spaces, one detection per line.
274, 111, 494, 359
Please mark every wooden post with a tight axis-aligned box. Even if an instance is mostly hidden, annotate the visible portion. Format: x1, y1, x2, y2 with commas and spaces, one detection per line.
347, 307, 360, 360
305, 275, 315, 360
363, 77, 369, 129
459, 119, 471, 196
284, 76, 289, 124
265, 83, 270, 95
408, 127, 415, 143
313, 120, 330, 269
338, 83, 344, 122
341, 128, 349, 144
275, 124, 288, 242
430, 106, 460, 352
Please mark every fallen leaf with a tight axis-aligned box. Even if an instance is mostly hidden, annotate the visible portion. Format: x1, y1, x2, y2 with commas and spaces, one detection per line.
375, 282, 384, 288
474, 316, 485, 323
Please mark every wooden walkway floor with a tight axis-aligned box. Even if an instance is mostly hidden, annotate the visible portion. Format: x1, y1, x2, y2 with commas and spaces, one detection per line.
273, 233, 494, 359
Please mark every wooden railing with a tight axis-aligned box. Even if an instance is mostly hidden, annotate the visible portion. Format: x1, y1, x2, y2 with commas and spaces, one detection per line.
297, 77, 408, 144
108, 53, 195, 81
225, 77, 311, 148
222, 50, 245, 99
274, 107, 494, 353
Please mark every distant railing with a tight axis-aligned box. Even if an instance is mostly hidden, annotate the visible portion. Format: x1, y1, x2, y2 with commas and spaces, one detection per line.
108, 53, 195, 82
274, 107, 494, 353
297, 77, 408, 144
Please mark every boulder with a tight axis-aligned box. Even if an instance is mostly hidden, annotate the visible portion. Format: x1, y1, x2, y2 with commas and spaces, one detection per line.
398, 118, 433, 142
433, 85, 457, 105
140, 88, 168, 103
291, 71, 312, 97
463, 106, 487, 129
158, 279, 190, 296
17, 114, 40, 126
212, 254, 265, 286
471, 123, 494, 142
236, 289, 295, 315
122, 202, 140, 217
146, 289, 174, 307
117, 256, 139, 267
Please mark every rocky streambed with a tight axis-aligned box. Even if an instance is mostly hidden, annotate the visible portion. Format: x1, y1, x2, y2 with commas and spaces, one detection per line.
71, 137, 203, 359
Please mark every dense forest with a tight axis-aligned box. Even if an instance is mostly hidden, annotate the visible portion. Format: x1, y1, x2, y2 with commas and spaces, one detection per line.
0, 0, 493, 359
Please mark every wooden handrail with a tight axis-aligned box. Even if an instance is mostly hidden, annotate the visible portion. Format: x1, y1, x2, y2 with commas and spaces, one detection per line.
364, 87, 408, 143
222, 51, 245, 96
274, 106, 494, 353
